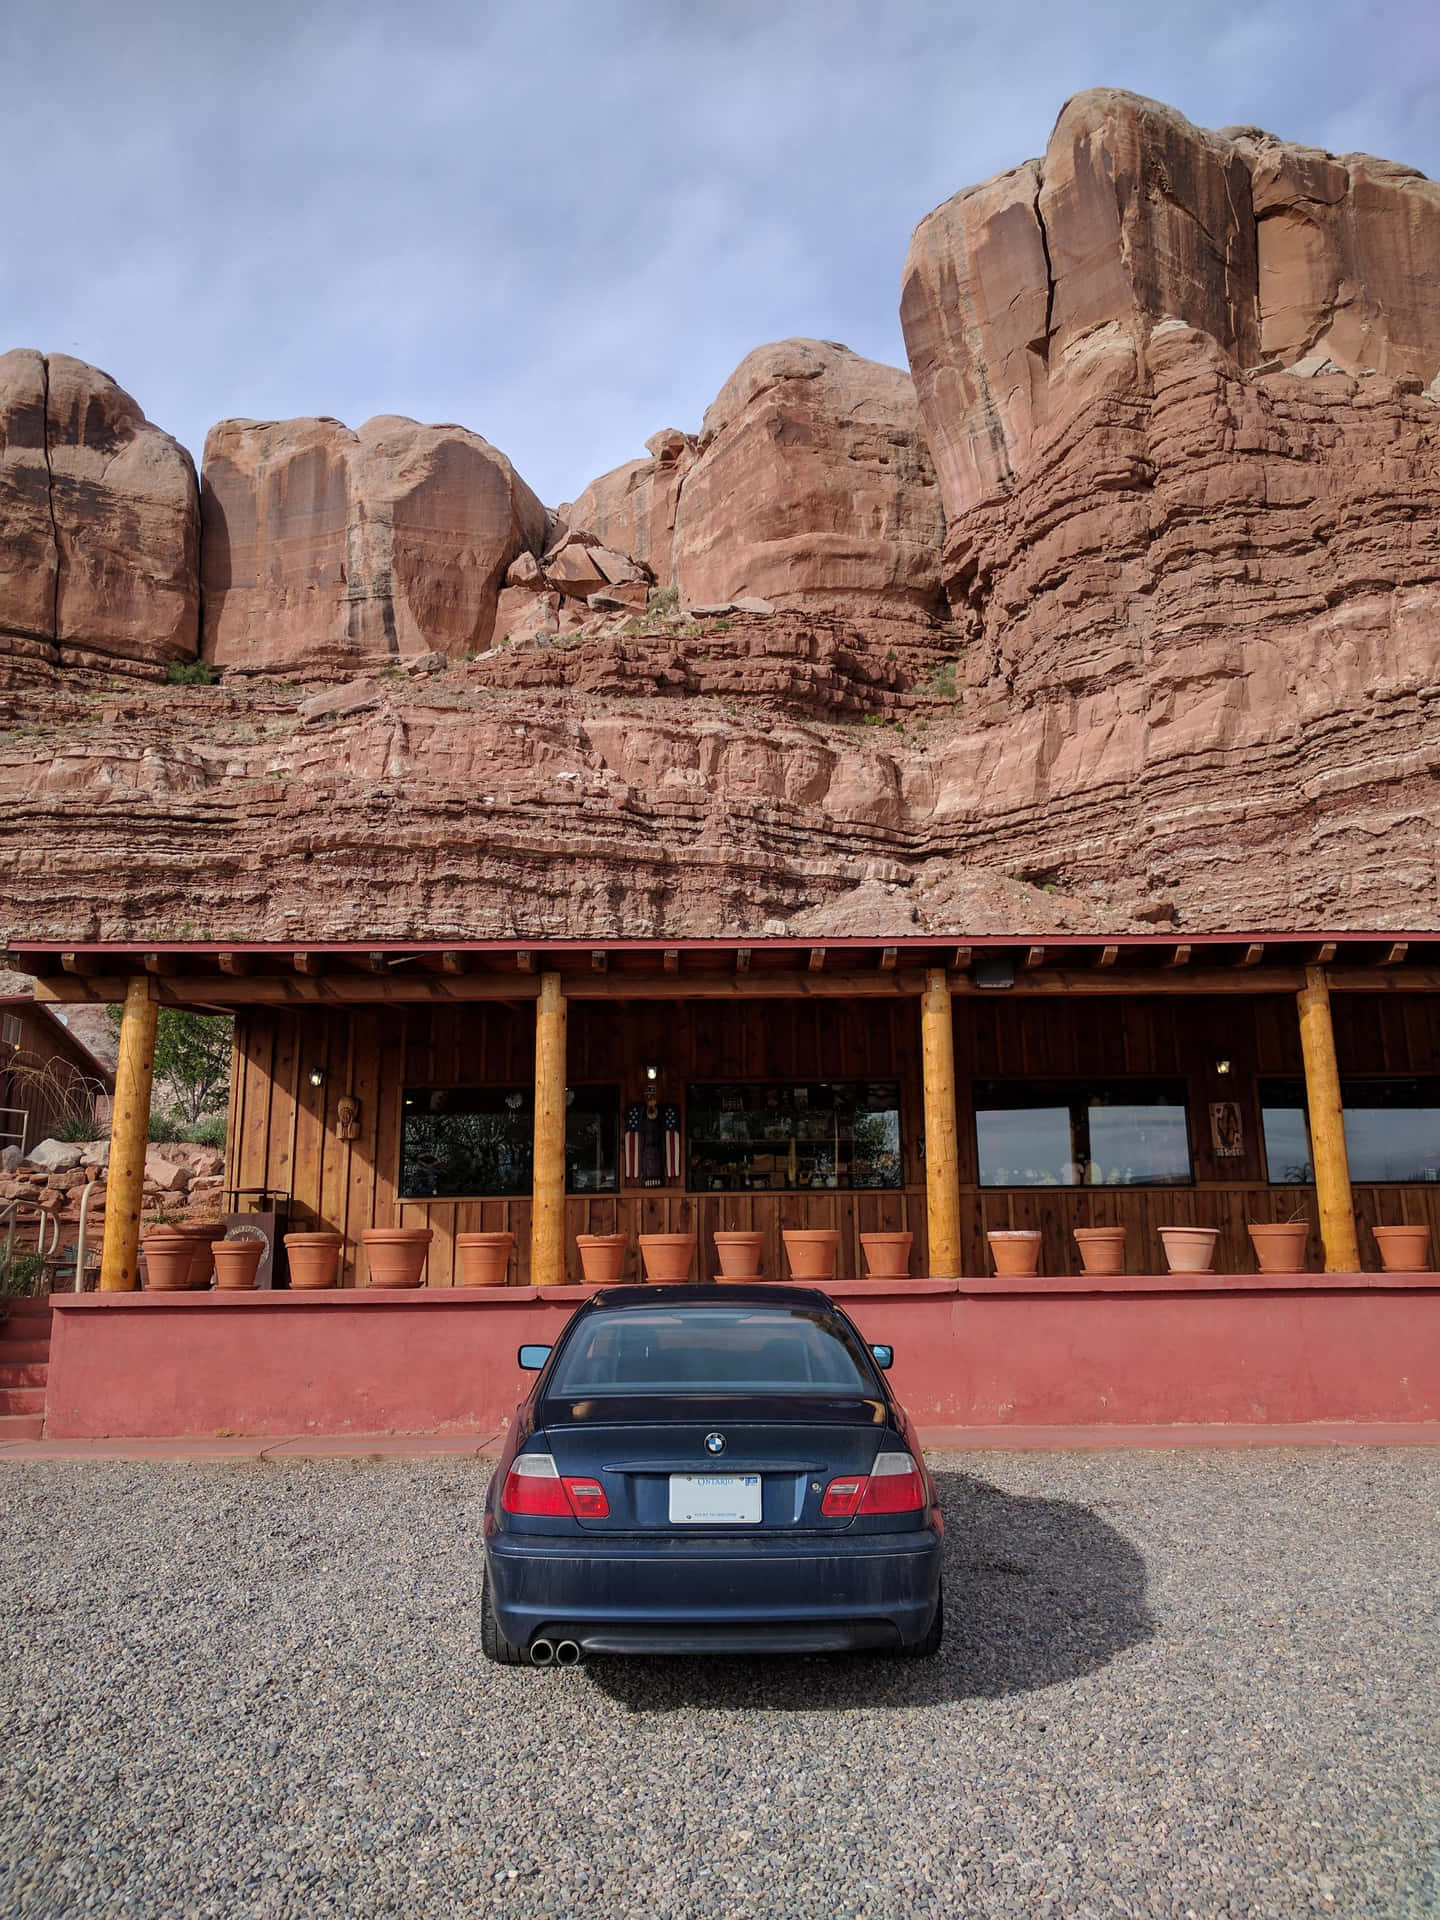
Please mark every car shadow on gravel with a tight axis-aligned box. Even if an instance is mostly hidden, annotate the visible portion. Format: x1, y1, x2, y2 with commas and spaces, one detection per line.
583, 1469, 1154, 1712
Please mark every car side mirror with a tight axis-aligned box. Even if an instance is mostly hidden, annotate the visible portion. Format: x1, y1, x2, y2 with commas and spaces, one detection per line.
869, 1343, 893, 1371
518, 1344, 552, 1371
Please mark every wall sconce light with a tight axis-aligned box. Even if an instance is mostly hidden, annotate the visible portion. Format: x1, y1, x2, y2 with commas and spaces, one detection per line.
645, 1063, 660, 1083
1214, 1058, 1232, 1076
308, 1067, 325, 1088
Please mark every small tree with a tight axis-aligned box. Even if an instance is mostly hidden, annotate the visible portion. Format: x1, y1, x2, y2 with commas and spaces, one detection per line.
107, 1008, 233, 1129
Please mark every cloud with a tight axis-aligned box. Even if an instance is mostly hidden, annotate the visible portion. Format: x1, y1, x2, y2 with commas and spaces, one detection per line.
2, 0, 1435, 504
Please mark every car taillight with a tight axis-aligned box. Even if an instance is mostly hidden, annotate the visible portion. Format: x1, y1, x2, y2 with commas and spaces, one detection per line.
501, 1451, 571, 1517
562, 1477, 610, 1519
820, 1476, 866, 1517
501, 1451, 611, 1519
859, 1451, 926, 1515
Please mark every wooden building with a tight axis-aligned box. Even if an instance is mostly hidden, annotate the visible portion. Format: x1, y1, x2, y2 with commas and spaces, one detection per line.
0, 992, 113, 1158
13, 934, 1440, 1290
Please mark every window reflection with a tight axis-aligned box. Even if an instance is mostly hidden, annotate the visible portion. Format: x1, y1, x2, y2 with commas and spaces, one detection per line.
975, 1080, 1193, 1187
1261, 1077, 1440, 1184
687, 1082, 902, 1191
400, 1085, 620, 1197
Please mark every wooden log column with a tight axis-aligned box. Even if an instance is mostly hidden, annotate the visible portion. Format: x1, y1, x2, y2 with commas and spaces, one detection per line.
1297, 964, 1361, 1272
530, 971, 568, 1287
920, 968, 963, 1278
99, 976, 159, 1291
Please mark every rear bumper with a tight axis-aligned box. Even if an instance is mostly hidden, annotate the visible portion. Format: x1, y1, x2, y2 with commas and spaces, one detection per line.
485, 1525, 942, 1654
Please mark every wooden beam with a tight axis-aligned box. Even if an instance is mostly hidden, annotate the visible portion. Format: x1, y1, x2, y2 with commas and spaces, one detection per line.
1238, 943, 1265, 968
1023, 946, 1045, 971
663, 949, 680, 973
1297, 967, 1361, 1272
439, 952, 468, 974
60, 952, 103, 976
1165, 944, 1192, 967
735, 949, 751, 973
591, 950, 608, 974
142, 952, 180, 977
33, 975, 98, 1004
1381, 942, 1409, 966
293, 951, 325, 976
1097, 945, 1119, 969
1312, 943, 1337, 965
515, 950, 534, 972
100, 977, 158, 1292
367, 952, 389, 975
808, 948, 827, 972
879, 947, 897, 971
530, 973, 568, 1287
951, 947, 972, 971
217, 952, 251, 976
920, 970, 962, 1279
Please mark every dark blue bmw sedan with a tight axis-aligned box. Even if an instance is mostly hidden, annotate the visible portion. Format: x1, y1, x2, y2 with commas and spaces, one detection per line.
481, 1284, 943, 1664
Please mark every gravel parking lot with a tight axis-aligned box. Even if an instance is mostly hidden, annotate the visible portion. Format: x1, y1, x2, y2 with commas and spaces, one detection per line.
2, 1448, 1437, 1920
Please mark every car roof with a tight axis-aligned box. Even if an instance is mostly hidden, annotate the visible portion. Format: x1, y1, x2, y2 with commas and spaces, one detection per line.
580, 1284, 841, 1311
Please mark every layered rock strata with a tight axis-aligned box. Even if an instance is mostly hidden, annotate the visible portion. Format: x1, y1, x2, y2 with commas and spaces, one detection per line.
201, 414, 547, 673
0, 351, 199, 674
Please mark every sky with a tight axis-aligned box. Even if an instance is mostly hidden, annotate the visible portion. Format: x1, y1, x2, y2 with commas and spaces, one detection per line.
3, 0, 1438, 505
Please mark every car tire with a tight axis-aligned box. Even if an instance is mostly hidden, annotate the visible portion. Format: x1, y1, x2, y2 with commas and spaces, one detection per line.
899, 1583, 944, 1659
480, 1575, 528, 1667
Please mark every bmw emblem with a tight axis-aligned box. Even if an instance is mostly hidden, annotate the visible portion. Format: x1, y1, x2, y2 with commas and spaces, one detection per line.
704, 1432, 726, 1456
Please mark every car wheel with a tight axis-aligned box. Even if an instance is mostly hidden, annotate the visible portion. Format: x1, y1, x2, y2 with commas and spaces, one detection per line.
899, 1583, 944, 1659
480, 1575, 528, 1667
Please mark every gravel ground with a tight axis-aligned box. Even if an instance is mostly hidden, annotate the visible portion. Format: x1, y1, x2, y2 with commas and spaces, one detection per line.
2, 1449, 1438, 1920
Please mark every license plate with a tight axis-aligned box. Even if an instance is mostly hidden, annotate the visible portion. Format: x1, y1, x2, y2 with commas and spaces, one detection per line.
668, 1473, 762, 1524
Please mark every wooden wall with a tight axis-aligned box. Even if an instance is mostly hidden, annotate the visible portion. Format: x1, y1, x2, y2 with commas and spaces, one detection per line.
226, 990, 1440, 1283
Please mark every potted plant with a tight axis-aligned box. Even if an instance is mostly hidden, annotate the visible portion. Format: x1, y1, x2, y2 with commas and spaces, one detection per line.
1158, 1226, 1219, 1273
576, 1234, 627, 1284
455, 1231, 515, 1287
713, 1230, 765, 1280
1073, 1226, 1126, 1276
782, 1228, 841, 1281
361, 1226, 433, 1288
638, 1233, 696, 1283
212, 1234, 266, 1290
178, 1221, 228, 1289
141, 1213, 199, 1292
987, 1229, 1042, 1277
284, 1230, 345, 1290
1247, 1208, 1310, 1274
859, 1231, 912, 1279
1373, 1223, 1430, 1272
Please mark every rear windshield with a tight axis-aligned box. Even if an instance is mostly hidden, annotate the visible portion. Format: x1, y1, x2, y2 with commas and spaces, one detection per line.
547, 1306, 877, 1396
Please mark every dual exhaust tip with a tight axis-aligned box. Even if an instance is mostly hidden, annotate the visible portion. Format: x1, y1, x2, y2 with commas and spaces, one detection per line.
529, 1637, 581, 1667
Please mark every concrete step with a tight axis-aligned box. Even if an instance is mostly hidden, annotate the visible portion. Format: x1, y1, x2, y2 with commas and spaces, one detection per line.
0, 1341, 50, 1367
0, 1387, 45, 1415
0, 1362, 48, 1388
0, 1413, 45, 1442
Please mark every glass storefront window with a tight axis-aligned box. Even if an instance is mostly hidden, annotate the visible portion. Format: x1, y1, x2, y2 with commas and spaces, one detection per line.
1260, 1077, 1440, 1184
686, 1082, 902, 1191
975, 1080, 1192, 1187
399, 1085, 620, 1198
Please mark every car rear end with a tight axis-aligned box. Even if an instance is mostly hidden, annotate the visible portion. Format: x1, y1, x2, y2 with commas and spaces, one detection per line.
483, 1287, 943, 1660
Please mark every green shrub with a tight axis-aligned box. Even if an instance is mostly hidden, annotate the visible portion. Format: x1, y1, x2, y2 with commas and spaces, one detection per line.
147, 1111, 184, 1143
182, 1114, 227, 1148
166, 659, 219, 686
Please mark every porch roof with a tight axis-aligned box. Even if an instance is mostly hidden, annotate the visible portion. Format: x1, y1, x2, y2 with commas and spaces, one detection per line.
8, 932, 1438, 1008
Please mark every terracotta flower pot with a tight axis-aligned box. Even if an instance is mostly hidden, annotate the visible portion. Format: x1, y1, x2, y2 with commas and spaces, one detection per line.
713, 1230, 765, 1280
212, 1236, 266, 1291
1158, 1226, 1219, 1273
1247, 1222, 1309, 1274
860, 1231, 913, 1279
575, 1234, 627, 1284
284, 1231, 344, 1290
1073, 1226, 1126, 1276
141, 1227, 198, 1292
179, 1224, 228, 1289
455, 1231, 515, 1288
782, 1229, 841, 1281
362, 1227, 433, 1288
639, 1233, 696, 1283
987, 1229, 1042, 1277
1373, 1223, 1430, 1272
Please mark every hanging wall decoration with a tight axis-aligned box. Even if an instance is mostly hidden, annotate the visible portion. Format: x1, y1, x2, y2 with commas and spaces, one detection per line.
625, 1090, 682, 1186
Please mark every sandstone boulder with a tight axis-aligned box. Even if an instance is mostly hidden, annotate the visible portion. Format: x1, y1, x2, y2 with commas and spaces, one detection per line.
200, 414, 546, 673
565, 428, 697, 588
671, 340, 944, 620
26, 1138, 84, 1173
0, 350, 199, 669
